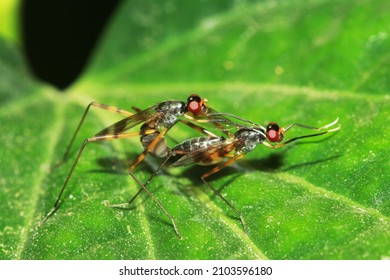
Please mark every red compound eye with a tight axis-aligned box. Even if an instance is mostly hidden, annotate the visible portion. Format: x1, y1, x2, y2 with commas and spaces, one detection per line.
188, 100, 202, 114
266, 129, 279, 142
187, 94, 204, 114
266, 122, 281, 142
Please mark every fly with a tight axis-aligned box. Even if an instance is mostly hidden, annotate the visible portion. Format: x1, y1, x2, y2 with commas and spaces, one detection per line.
129, 117, 340, 237
41, 94, 232, 239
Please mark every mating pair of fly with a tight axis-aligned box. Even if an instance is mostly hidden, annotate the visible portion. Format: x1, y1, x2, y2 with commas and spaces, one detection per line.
42, 94, 340, 239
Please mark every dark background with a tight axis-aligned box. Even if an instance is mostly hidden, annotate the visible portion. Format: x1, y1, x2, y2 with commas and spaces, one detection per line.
21, 0, 121, 90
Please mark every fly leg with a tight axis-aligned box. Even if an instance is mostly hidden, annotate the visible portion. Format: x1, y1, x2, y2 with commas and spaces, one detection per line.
41, 131, 140, 224
200, 153, 247, 234
60, 102, 134, 164
109, 128, 183, 239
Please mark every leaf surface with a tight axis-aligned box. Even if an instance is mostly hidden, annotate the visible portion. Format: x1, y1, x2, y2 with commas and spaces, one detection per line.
0, 0, 389, 260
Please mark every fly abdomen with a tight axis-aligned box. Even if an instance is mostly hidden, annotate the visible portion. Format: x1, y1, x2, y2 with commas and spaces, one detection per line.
140, 123, 170, 158
173, 136, 222, 153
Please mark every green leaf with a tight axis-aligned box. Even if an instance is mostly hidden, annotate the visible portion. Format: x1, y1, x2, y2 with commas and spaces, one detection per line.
1, 0, 389, 260
0, 0, 21, 43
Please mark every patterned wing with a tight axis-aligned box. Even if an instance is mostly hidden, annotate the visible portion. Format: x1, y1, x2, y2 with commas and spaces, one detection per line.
171, 138, 235, 167
95, 104, 159, 136
187, 107, 254, 137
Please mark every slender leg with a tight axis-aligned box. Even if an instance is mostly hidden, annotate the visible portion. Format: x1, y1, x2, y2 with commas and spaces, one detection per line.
105, 128, 183, 238
109, 153, 175, 209
120, 125, 192, 206
130, 133, 182, 238
196, 112, 259, 128
41, 131, 140, 224
62, 102, 134, 162
130, 130, 183, 239
128, 163, 183, 239
184, 114, 233, 137
110, 146, 191, 209
129, 128, 169, 172
200, 154, 247, 234
178, 119, 218, 137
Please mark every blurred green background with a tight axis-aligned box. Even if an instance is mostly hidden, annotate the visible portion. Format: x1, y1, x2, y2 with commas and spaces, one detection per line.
0, 0, 389, 260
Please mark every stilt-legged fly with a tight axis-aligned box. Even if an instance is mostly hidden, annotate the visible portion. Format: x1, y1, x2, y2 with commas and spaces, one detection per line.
128, 117, 340, 237
42, 94, 232, 239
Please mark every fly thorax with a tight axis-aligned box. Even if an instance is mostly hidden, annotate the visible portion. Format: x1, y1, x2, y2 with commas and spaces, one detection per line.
158, 101, 186, 127
234, 129, 265, 153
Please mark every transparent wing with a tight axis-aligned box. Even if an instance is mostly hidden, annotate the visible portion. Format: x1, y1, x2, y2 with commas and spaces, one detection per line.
95, 104, 158, 136
188, 108, 264, 136
171, 138, 235, 167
